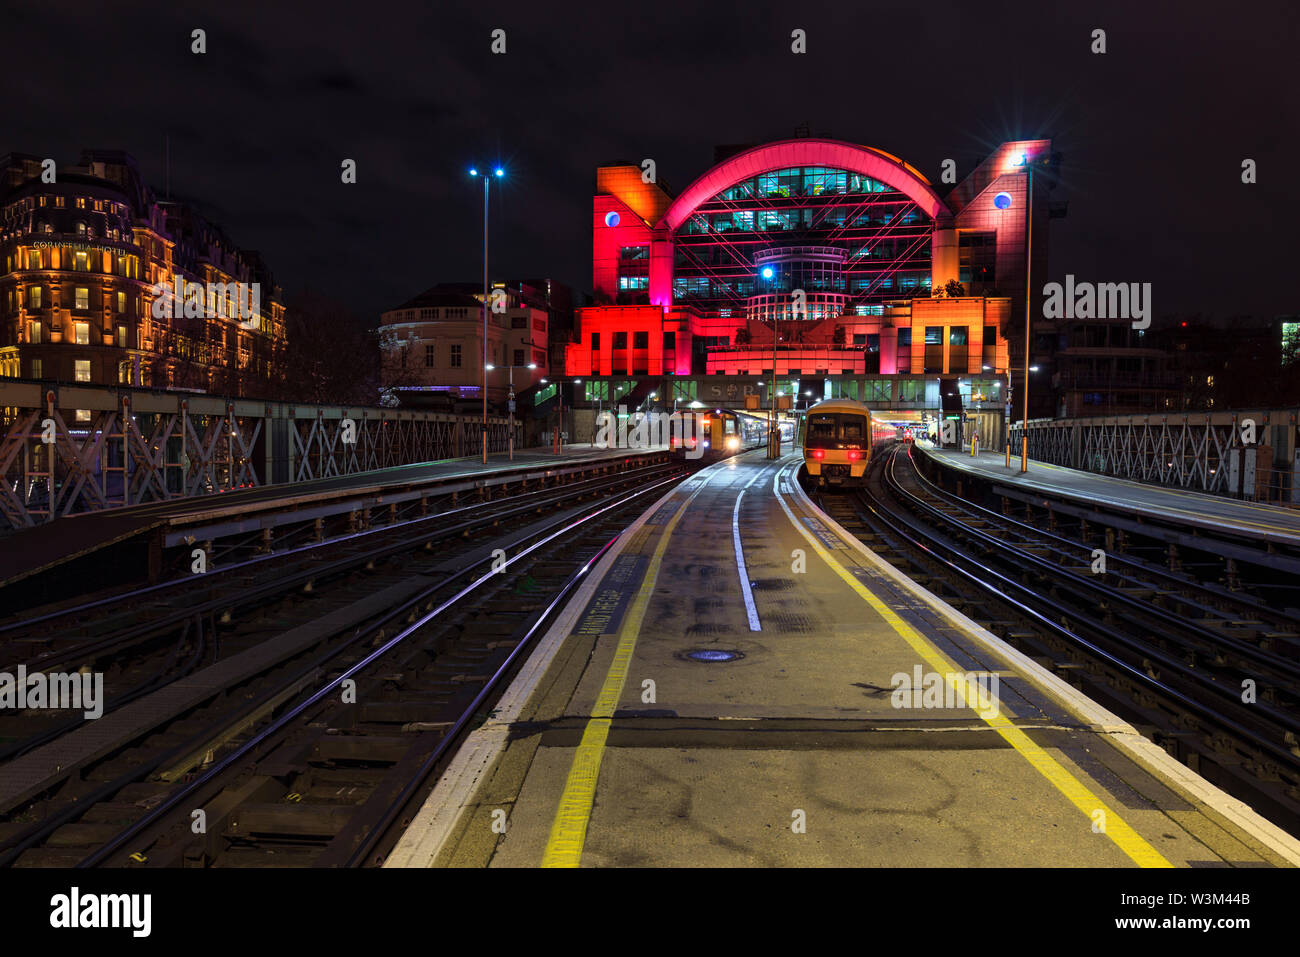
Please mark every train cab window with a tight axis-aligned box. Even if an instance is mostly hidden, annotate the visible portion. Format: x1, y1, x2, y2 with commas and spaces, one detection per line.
808, 412, 868, 447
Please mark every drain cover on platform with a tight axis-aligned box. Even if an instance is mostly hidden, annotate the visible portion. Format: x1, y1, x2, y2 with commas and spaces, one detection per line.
685, 649, 743, 662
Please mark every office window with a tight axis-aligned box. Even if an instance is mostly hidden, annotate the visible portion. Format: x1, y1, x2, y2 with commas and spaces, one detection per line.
663, 331, 676, 353
75, 287, 89, 310
633, 331, 649, 349
511, 316, 526, 329
425, 344, 435, 367
514, 349, 525, 366
450, 344, 462, 367
74, 321, 90, 345
75, 360, 91, 382
30, 286, 42, 309
591, 332, 600, 352
613, 331, 628, 349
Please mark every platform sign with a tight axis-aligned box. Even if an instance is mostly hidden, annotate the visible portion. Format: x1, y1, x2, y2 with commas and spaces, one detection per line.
1243, 448, 1257, 500
1228, 448, 1241, 496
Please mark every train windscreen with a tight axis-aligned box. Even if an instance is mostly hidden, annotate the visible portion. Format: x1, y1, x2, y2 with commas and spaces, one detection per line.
806, 412, 868, 448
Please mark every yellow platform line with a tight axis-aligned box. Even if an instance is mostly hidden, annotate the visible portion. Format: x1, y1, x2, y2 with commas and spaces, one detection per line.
772, 465, 1173, 868
542, 474, 717, 867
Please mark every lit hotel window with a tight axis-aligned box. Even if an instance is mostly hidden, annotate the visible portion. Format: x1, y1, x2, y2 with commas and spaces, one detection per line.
74, 321, 89, 345
117, 291, 126, 313
31, 249, 42, 269
117, 326, 127, 348
31, 359, 42, 378
74, 360, 91, 382
30, 286, 41, 308
74, 251, 89, 271
29, 321, 42, 344
75, 198, 86, 209
76, 222, 86, 237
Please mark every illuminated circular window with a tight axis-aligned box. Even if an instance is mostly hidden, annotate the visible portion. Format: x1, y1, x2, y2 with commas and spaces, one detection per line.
993, 192, 1012, 210
604, 211, 620, 227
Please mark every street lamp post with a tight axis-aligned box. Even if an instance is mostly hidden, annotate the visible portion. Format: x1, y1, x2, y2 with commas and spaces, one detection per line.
1019, 156, 1035, 473
506, 362, 536, 461
470, 166, 503, 464
769, 311, 780, 459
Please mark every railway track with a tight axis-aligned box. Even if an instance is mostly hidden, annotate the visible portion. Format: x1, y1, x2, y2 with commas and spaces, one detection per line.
0, 459, 690, 867
812, 442, 1300, 834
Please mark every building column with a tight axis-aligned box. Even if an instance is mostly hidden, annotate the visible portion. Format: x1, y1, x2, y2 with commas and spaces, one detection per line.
879, 325, 898, 375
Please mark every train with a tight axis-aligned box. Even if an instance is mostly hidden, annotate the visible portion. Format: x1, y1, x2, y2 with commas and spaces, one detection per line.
668, 409, 766, 459
801, 398, 894, 488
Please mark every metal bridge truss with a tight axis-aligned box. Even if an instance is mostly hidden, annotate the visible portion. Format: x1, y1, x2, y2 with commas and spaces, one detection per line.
0, 379, 516, 527
1011, 410, 1299, 501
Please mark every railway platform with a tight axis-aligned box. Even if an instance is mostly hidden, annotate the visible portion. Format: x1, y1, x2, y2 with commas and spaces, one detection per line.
0, 443, 667, 597
387, 451, 1300, 868
920, 446, 1300, 548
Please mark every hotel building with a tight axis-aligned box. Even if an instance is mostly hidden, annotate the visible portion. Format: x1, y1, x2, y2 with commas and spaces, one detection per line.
0, 150, 286, 396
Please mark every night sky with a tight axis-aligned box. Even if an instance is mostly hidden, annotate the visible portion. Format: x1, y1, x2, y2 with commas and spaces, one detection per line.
6, 0, 1297, 324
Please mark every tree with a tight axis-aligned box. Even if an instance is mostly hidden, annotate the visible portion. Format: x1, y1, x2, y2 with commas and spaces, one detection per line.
933, 279, 965, 298
831, 324, 846, 346
279, 291, 382, 405
734, 326, 752, 345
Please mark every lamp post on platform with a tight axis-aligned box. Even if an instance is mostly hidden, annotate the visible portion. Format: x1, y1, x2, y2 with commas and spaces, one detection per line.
470, 165, 503, 463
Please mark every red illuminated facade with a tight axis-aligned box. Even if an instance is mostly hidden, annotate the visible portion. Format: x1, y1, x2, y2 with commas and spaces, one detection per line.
566, 137, 1055, 415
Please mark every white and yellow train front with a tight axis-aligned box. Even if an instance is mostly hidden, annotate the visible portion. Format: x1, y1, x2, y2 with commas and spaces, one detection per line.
802, 398, 874, 488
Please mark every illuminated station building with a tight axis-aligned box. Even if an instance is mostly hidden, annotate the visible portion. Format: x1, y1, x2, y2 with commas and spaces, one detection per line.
562, 137, 1059, 440
0, 150, 287, 397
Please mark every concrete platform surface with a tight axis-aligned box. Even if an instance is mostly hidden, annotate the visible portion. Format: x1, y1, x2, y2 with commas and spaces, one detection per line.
388, 451, 1300, 868
922, 446, 1300, 546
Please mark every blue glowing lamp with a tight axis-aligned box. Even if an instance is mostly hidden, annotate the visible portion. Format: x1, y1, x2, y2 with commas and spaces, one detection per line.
494, 168, 504, 177
993, 192, 1012, 210
761, 266, 774, 279
469, 167, 478, 176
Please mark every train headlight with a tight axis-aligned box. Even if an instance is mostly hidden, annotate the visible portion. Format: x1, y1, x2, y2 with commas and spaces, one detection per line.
726, 436, 740, 450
